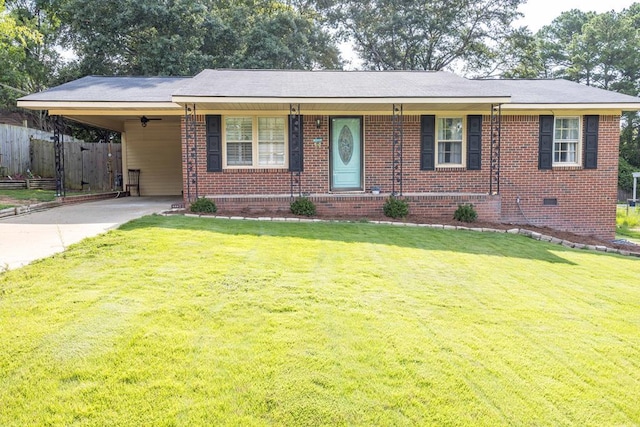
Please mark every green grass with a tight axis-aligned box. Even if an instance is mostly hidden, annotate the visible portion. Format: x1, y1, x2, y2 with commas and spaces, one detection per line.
0, 203, 13, 210
0, 189, 56, 202
616, 205, 640, 242
1, 216, 640, 426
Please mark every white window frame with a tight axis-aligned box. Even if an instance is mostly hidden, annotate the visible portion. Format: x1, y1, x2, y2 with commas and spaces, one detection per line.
223, 116, 288, 169
436, 116, 465, 167
553, 116, 581, 166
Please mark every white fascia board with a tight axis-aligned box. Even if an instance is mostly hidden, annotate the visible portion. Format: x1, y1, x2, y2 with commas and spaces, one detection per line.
501, 103, 640, 111
16, 101, 182, 110
171, 96, 512, 105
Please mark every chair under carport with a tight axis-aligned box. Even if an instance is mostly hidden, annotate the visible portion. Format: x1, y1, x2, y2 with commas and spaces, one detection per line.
126, 169, 141, 196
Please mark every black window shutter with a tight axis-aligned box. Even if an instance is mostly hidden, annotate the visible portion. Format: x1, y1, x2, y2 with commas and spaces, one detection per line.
467, 115, 482, 170
538, 115, 554, 170
289, 114, 304, 172
584, 115, 599, 169
206, 115, 222, 172
421, 115, 435, 170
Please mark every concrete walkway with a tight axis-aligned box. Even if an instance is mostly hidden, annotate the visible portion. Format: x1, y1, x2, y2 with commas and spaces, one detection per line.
0, 196, 179, 271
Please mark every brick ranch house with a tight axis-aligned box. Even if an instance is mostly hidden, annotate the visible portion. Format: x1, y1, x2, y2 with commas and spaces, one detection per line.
17, 70, 640, 239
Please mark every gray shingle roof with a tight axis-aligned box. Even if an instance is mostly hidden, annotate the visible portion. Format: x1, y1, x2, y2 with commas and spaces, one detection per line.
475, 79, 640, 104
174, 69, 507, 99
19, 76, 190, 102
17, 70, 640, 106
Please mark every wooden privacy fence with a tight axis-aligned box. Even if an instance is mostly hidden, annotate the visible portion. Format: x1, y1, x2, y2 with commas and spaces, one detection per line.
0, 124, 122, 191
0, 124, 83, 176
30, 139, 122, 191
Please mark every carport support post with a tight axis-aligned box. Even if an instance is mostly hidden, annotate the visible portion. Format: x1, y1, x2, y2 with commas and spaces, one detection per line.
52, 115, 66, 197
392, 104, 403, 196
289, 104, 302, 198
185, 104, 198, 202
490, 104, 502, 195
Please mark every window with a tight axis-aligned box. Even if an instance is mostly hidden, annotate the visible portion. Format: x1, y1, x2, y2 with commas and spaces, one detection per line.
437, 117, 463, 165
553, 117, 580, 164
224, 116, 286, 168
258, 117, 285, 166
226, 117, 253, 166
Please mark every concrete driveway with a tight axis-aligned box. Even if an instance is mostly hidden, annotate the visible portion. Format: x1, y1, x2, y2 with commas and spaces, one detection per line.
0, 197, 180, 271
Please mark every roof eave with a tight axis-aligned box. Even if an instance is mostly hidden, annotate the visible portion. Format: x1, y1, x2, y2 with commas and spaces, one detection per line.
502, 103, 640, 111
16, 100, 182, 111
171, 96, 512, 105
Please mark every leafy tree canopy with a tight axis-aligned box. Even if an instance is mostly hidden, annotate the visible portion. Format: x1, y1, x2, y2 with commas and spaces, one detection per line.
53, 0, 341, 77
0, 0, 43, 108
318, 0, 525, 72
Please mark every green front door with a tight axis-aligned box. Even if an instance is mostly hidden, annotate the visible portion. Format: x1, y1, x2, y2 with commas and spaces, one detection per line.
330, 117, 362, 191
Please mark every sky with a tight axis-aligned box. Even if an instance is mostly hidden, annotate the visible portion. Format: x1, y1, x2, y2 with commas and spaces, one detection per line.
515, 0, 637, 31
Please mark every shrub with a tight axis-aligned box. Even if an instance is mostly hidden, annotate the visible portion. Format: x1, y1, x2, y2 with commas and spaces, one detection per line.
453, 203, 478, 223
619, 157, 640, 193
190, 197, 217, 213
290, 197, 316, 216
383, 196, 409, 219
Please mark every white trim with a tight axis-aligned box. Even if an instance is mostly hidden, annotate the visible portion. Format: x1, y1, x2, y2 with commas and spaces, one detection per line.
17, 101, 181, 110
435, 116, 466, 167
222, 115, 288, 169
173, 96, 512, 105
502, 103, 640, 111
552, 116, 582, 167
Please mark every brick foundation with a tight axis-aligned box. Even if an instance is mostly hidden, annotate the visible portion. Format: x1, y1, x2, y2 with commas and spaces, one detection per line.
209, 193, 501, 222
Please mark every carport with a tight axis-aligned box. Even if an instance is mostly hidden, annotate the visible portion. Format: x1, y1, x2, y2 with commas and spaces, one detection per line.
17, 77, 187, 197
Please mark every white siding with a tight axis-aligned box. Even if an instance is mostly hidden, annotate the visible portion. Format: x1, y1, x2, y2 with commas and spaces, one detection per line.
123, 120, 182, 196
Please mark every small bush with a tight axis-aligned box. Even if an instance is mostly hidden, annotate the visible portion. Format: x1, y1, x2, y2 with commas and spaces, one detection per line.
383, 196, 409, 219
619, 157, 640, 193
190, 197, 217, 213
290, 197, 316, 216
453, 203, 478, 223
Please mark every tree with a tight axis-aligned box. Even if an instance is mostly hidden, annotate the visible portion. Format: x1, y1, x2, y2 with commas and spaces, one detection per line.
0, 0, 43, 110
2, 0, 65, 130
534, 9, 595, 80
53, 0, 341, 77
567, 11, 638, 90
54, 0, 210, 76
318, 0, 525, 71
237, 5, 340, 69
482, 27, 545, 78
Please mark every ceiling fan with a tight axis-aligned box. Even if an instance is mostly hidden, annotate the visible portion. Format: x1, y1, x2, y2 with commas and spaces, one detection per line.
140, 116, 162, 127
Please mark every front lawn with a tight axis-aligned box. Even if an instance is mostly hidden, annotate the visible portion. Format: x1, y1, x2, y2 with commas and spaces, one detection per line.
1, 216, 639, 426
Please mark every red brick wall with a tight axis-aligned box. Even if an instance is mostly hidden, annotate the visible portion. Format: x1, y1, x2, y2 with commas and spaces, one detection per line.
183, 113, 620, 239
498, 115, 619, 239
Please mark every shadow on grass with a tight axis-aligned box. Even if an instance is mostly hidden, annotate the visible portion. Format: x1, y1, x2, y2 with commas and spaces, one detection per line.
119, 215, 582, 265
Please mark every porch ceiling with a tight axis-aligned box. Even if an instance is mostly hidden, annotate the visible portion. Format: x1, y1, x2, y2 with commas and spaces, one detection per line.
58, 114, 182, 133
